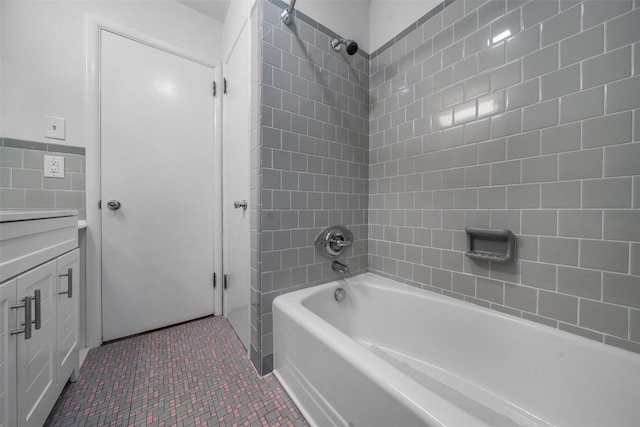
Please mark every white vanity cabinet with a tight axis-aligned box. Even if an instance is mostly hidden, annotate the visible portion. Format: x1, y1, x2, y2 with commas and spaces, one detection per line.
0, 211, 80, 427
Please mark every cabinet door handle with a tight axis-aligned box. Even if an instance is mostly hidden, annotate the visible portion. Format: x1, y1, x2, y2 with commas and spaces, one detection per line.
223, 274, 228, 290
10, 296, 33, 340
59, 268, 73, 298
33, 289, 41, 330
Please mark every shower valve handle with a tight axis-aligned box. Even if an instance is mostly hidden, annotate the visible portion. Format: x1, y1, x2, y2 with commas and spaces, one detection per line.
330, 236, 352, 248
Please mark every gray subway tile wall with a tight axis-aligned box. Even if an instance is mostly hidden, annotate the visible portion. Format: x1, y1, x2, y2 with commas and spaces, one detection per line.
0, 138, 86, 219
368, 0, 640, 354
254, 0, 369, 373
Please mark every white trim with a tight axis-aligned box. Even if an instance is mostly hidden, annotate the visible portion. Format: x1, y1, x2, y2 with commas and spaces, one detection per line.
213, 61, 224, 318
83, 13, 223, 347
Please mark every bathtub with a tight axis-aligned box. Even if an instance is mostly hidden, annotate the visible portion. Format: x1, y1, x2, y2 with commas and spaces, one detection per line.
273, 272, 640, 427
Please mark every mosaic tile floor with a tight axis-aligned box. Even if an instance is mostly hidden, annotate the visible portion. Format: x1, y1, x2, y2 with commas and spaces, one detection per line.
45, 316, 308, 427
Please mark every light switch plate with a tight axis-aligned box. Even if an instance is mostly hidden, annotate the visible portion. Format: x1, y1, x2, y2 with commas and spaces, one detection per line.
44, 155, 65, 178
44, 116, 66, 140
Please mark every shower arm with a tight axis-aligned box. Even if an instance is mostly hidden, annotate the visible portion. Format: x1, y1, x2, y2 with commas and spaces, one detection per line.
281, 0, 297, 26
286, 0, 296, 14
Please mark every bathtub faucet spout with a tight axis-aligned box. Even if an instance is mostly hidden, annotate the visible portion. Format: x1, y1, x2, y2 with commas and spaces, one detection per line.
332, 260, 350, 275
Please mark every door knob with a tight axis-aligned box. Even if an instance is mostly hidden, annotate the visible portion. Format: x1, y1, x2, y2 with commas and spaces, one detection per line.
233, 200, 248, 211
107, 200, 121, 210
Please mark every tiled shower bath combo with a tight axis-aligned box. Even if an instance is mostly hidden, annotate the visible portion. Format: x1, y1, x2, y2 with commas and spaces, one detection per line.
250, 0, 640, 377
262, 1, 640, 424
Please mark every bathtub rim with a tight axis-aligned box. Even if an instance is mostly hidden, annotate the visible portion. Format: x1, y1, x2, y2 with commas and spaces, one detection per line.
276, 271, 640, 363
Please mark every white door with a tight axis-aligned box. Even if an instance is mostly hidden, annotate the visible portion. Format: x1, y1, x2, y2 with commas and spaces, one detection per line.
101, 30, 216, 341
223, 24, 250, 350
0, 279, 17, 427
16, 261, 57, 427
56, 249, 79, 384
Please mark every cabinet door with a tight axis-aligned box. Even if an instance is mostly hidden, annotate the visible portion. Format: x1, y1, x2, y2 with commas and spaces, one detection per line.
16, 261, 58, 427
0, 280, 17, 427
56, 249, 79, 384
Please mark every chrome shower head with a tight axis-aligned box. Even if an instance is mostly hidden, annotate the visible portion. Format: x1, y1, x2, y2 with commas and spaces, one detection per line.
281, 0, 297, 26
331, 38, 359, 55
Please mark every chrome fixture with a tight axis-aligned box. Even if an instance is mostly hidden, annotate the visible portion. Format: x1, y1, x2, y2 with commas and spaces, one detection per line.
332, 260, 350, 275
33, 290, 41, 330
234, 200, 248, 211
334, 287, 346, 302
315, 225, 354, 258
59, 268, 73, 298
465, 228, 516, 263
331, 38, 359, 55
106, 199, 121, 210
10, 296, 33, 339
281, 0, 297, 26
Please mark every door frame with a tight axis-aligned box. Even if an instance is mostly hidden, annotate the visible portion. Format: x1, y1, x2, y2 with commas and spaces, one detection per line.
83, 14, 223, 347
222, 18, 252, 351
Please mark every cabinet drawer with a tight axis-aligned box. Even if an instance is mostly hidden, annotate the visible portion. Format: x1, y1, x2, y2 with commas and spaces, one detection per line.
0, 216, 78, 283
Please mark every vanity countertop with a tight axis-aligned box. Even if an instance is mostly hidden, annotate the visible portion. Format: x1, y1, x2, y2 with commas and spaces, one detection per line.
0, 210, 78, 223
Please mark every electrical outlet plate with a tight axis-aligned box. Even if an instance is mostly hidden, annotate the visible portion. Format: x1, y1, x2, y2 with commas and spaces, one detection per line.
44, 116, 66, 140
44, 155, 65, 178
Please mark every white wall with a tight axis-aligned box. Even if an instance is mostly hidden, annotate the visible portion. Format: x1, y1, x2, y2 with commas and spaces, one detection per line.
224, 0, 250, 62
369, 0, 441, 53
0, 0, 223, 147
0, 2, 4, 136
286, 0, 371, 53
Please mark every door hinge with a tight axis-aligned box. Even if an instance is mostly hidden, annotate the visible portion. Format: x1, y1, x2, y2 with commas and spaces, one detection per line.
213, 81, 217, 97
223, 78, 228, 95
213, 272, 217, 289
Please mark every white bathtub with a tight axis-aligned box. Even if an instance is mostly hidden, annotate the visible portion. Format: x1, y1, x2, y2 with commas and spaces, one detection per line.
273, 272, 640, 427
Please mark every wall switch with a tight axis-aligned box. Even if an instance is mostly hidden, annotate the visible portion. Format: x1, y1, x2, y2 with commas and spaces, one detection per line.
44, 155, 65, 178
44, 116, 66, 140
